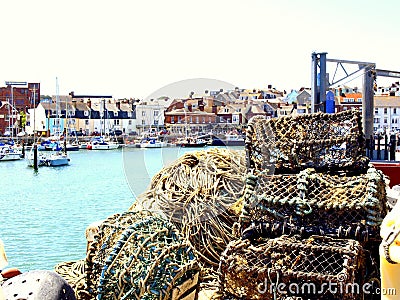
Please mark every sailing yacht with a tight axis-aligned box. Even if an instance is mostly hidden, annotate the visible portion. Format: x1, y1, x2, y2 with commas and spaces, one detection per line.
27, 78, 70, 167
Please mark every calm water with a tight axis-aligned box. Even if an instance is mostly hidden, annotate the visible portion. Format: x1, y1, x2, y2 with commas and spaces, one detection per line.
0, 146, 220, 272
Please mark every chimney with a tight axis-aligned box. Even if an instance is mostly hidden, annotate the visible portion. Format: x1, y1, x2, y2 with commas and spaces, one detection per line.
87, 99, 91, 109
267, 84, 272, 89
188, 104, 192, 112
116, 101, 121, 110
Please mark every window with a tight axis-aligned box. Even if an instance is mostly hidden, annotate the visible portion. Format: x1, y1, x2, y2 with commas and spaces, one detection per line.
375, 108, 378, 114
154, 110, 159, 117
154, 120, 158, 125
196, 116, 199, 123
384, 118, 388, 124
142, 111, 146, 116
114, 120, 120, 125
141, 120, 145, 125
202, 117, 205, 123
178, 116, 181, 123
373, 118, 380, 123
114, 112, 118, 117
128, 112, 132, 118
85, 120, 89, 125
84, 111, 89, 116
394, 108, 397, 114
384, 108, 388, 114
128, 120, 132, 125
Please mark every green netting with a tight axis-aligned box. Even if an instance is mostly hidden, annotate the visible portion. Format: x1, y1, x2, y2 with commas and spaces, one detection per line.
239, 166, 388, 243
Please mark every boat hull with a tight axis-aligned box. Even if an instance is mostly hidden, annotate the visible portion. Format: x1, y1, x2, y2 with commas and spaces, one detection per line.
47, 157, 70, 167
90, 143, 119, 150
178, 142, 208, 148
140, 142, 166, 148
0, 153, 21, 161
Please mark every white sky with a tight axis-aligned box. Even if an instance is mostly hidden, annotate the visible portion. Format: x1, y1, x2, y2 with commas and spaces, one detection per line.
1, 0, 399, 99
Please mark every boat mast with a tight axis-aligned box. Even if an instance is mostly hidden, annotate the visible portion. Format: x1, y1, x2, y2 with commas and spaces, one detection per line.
56, 77, 60, 138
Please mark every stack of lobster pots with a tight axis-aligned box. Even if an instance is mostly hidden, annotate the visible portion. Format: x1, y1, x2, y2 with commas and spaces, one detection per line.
218, 110, 389, 300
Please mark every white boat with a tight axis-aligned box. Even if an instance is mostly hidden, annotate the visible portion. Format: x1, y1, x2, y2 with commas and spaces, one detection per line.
0, 144, 22, 161
45, 152, 70, 166
26, 149, 49, 167
79, 142, 89, 149
87, 137, 119, 150
140, 138, 167, 148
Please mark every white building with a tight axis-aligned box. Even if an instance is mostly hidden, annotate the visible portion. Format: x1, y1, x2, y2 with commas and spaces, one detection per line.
135, 98, 173, 133
375, 82, 400, 97
373, 96, 400, 133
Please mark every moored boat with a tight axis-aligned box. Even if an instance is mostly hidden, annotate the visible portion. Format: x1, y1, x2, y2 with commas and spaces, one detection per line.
45, 151, 70, 166
0, 144, 22, 161
176, 137, 208, 148
87, 137, 119, 150
140, 137, 167, 148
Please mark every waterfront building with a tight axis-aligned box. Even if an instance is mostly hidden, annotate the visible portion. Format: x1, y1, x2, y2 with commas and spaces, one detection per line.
118, 99, 138, 135
0, 82, 40, 135
0, 101, 20, 136
25, 96, 138, 137
332, 86, 362, 112
135, 98, 172, 134
164, 98, 217, 135
373, 96, 400, 133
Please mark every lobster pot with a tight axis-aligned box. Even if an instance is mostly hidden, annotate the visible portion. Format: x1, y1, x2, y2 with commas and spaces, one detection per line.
240, 167, 388, 244
85, 211, 200, 300
245, 110, 369, 174
218, 236, 365, 300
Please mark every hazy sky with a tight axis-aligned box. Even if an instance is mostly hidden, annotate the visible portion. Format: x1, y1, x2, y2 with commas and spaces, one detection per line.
1, 0, 399, 99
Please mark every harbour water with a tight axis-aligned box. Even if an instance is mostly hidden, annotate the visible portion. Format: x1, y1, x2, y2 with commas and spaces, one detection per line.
0, 146, 232, 272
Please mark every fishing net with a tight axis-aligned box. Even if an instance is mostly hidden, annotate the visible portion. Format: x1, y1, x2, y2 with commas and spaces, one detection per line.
61, 210, 200, 300
239, 166, 388, 244
130, 147, 247, 271
246, 110, 369, 174
54, 260, 86, 297
218, 235, 366, 300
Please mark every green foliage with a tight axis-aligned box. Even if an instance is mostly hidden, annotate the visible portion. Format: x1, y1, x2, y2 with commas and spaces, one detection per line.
20, 111, 27, 128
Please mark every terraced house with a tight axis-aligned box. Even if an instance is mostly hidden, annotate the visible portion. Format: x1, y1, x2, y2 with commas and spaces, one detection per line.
26, 96, 137, 136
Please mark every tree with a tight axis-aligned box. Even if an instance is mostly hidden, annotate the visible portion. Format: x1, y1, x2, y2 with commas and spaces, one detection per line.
20, 111, 27, 129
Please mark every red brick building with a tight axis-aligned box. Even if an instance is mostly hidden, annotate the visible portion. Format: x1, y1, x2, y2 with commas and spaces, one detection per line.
0, 82, 40, 135
0, 82, 40, 112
